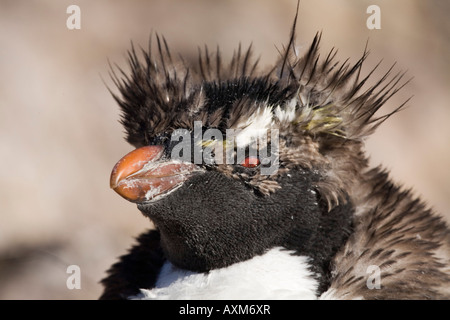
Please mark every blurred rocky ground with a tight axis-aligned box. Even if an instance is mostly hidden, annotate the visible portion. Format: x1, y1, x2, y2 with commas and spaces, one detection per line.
0, 0, 449, 299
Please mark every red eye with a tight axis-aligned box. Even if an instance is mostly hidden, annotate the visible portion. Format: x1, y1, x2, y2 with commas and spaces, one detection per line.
241, 156, 260, 168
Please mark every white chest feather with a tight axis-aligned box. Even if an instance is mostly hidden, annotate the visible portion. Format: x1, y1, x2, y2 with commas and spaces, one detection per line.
131, 247, 319, 300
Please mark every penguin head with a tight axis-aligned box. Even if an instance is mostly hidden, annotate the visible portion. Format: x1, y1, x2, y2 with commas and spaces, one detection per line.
109, 31, 406, 273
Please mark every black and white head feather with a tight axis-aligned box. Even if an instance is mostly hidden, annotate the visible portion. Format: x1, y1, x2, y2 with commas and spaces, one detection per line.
111, 31, 409, 147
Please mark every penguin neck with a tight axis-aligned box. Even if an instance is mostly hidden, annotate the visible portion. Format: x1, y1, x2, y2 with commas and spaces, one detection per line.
281, 198, 354, 294
130, 200, 354, 300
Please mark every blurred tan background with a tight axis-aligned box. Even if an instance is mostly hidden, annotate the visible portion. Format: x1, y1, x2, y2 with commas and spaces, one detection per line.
0, 0, 448, 299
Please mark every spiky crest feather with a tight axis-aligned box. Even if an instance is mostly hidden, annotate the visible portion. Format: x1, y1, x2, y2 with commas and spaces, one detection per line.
110, 26, 409, 148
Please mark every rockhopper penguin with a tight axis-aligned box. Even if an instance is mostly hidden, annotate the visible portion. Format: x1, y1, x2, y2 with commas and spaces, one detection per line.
100, 15, 450, 299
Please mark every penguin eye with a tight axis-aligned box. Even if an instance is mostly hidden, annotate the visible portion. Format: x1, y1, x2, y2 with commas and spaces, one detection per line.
241, 156, 260, 168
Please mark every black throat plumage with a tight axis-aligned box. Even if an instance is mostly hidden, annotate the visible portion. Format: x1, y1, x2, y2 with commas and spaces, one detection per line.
137, 168, 353, 293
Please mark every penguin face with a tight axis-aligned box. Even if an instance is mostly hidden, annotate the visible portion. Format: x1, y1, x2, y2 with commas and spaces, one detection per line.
109, 78, 328, 272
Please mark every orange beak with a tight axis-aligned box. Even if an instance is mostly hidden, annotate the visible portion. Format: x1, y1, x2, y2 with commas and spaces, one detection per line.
110, 145, 200, 203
